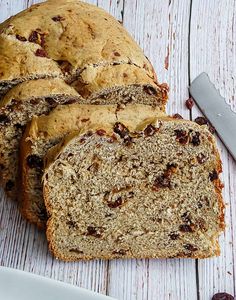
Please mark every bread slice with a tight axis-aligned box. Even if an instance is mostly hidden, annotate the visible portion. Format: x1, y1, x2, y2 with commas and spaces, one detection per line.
20, 104, 163, 228
0, 78, 82, 199
71, 64, 168, 109
0, 0, 158, 95
43, 117, 225, 260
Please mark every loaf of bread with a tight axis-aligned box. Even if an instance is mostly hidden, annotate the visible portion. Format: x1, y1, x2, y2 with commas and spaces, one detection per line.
20, 104, 163, 228
0, 0, 167, 108
43, 116, 224, 260
0, 78, 82, 199
0, 0, 169, 202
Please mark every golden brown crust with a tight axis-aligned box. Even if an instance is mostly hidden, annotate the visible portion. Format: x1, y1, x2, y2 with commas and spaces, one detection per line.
0, 35, 61, 83
0, 0, 156, 86
0, 78, 81, 108
73, 64, 159, 98
19, 121, 45, 229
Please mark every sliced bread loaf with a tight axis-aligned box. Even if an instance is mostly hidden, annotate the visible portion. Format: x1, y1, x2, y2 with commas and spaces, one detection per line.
20, 104, 163, 228
0, 78, 82, 199
43, 117, 224, 260
0, 0, 158, 96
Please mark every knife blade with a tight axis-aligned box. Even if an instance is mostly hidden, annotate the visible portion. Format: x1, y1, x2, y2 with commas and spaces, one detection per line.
189, 72, 236, 161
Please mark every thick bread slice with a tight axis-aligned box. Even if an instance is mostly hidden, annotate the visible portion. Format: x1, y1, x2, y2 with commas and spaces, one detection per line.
0, 78, 82, 199
0, 0, 158, 94
43, 117, 224, 260
72, 64, 168, 109
20, 104, 163, 228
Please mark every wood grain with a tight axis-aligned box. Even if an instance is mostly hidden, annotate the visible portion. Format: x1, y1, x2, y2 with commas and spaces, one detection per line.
190, 0, 236, 298
0, 0, 235, 299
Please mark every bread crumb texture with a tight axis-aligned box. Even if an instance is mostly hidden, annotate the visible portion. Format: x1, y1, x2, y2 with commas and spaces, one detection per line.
44, 118, 224, 260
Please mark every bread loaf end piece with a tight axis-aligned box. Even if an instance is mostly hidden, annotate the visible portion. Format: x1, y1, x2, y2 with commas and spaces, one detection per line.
0, 78, 82, 199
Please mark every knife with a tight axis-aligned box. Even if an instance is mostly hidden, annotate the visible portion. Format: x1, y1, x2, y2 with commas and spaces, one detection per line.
189, 72, 236, 161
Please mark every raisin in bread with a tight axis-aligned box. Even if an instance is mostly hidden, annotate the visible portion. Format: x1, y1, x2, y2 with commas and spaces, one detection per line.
43, 117, 224, 260
0, 0, 161, 97
0, 78, 82, 199
20, 104, 163, 228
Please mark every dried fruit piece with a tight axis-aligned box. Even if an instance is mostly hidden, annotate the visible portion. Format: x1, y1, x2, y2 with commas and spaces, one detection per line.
209, 170, 218, 181
114, 123, 132, 145
153, 174, 171, 189
208, 123, 216, 134
195, 116, 216, 134
107, 197, 123, 208
144, 124, 156, 137
0, 114, 10, 124
173, 113, 183, 119
112, 249, 127, 255
175, 129, 189, 145
96, 129, 106, 136
27, 154, 43, 169
185, 98, 194, 109
153, 164, 177, 190
184, 244, 198, 251
52, 15, 65, 22
35, 49, 48, 57
87, 162, 99, 172
181, 212, 192, 224
16, 34, 27, 41
29, 31, 45, 47
169, 232, 179, 240
114, 51, 121, 56
212, 293, 234, 300
197, 153, 207, 164
56, 60, 73, 74
143, 86, 157, 96
114, 122, 129, 138
45, 97, 57, 106
179, 224, 193, 232
69, 248, 84, 254
86, 226, 103, 238
191, 132, 201, 146
63, 99, 77, 105
66, 220, 77, 228
195, 116, 208, 126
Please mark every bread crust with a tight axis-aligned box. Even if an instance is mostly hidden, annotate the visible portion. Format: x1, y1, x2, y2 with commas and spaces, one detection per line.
43, 117, 225, 260
0, 78, 81, 108
0, 0, 156, 89
73, 64, 161, 98
0, 78, 83, 199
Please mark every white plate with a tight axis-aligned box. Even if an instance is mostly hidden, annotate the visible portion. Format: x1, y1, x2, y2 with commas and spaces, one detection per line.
0, 267, 116, 300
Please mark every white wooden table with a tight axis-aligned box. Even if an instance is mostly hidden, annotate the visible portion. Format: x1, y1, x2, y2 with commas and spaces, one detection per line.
0, 1, 235, 299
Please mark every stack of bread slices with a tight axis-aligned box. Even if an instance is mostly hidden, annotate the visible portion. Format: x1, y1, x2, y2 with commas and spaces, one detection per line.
0, 0, 224, 261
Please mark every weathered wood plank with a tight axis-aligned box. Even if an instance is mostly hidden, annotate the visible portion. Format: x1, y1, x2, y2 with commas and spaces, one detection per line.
190, 0, 236, 298
0, 0, 28, 22
97, 0, 124, 22
1, 0, 235, 299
